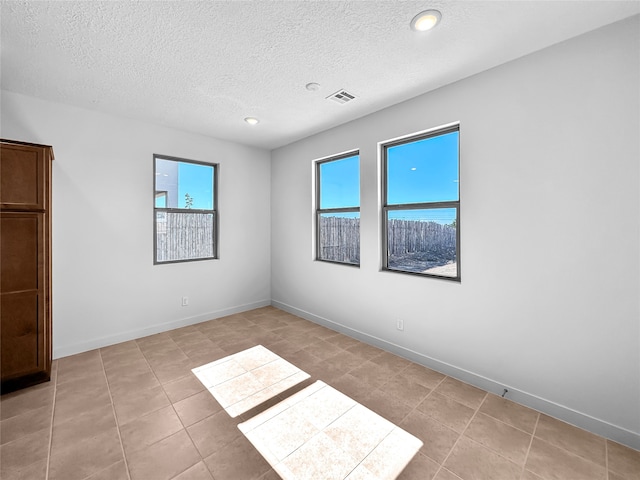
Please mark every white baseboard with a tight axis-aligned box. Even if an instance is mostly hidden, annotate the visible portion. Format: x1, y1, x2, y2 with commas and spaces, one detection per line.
53, 299, 271, 360
271, 299, 640, 451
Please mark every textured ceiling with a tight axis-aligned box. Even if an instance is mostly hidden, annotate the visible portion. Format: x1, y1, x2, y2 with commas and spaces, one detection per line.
1, 1, 639, 149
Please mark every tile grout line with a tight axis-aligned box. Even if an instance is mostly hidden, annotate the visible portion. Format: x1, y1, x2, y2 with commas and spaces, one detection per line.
389, 372, 450, 480
99, 348, 133, 480
431, 389, 488, 480
141, 336, 213, 480
605, 440, 609, 480
45, 362, 58, 480
519, 411, 540, 480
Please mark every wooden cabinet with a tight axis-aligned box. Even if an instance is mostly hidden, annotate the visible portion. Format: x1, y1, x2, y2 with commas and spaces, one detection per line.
1, 139, 53, 393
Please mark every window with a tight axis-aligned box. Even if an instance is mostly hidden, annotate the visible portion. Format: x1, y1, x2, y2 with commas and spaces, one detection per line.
382, 125, 460, 280
315, 152, 360, 265
154, 155, 218, 264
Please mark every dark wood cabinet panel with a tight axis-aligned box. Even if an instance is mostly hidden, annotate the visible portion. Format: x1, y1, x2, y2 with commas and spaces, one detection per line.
1, 291, 42, 378
1, 213, 42, 292
0, 143, 45, 210
0, 139, 52, 394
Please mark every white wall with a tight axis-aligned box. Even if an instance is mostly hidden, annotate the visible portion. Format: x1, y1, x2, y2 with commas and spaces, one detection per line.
271, 16, 640, 448
1, 91, 272, 358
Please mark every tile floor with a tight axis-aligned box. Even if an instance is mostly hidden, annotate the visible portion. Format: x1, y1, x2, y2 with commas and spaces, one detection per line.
1, 306, 639, 480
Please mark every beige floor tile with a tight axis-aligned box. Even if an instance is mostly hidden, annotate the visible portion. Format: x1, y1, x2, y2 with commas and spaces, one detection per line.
112, 384, 171, 425
172, 331, 208, 347
347, 342, 384, 360
310, 324, 339, 340
353, 428, 424, 479
221, 339, 260, 354
204, 435, 271, 480
53, 381, 112, 423
463, 413, 532, 465
0, 382, 55, 420
163, 374, 206, 403
0, 428, 50, 479
401, 363, 447, 389
152, 359, 195, 384
277, 431, 360, 480
267, 339, 306, 357
4, 307, 635, 480
192, 359, 247, 388
280, 333, 319, 350
119, 405, 184, 455
323, 402, 395, 461
103, 360, 152, 381
143, 347, 188, 366
281, 347, 322, 370
56, 357, 104, 385
302, 339, 343, 360
444, 436, 521, 480
609, 473, 630, 480
329, 372, 375, 401
525, 437, 606, 480
435, 377, 487, 410
378, 373, 431, 408
187, 409, 241, 458
324, 349, 367, 372
106, 369, 161, 396
258, 469, 283, 480
350, 361, 395, 388
400, 410, 460, 463
521, 470, 545, 480
370, 351, 412, 372
434, 468, 463, 480
306, 358, 348, 383
479, 394, 539, 433
0, 458, 47, 480
171, 461, 214, 480
55, 362, 104, 386
55, 371, 108, 398
325, 332, 362, 350
0, 404, 52, 445
607, 440, 640, 480
55, 392, 113, 427
48, 427, 124, 480
535, 414, 606, 466
85, 460, 129, 480
187, 347, 230, 366
56, 349, 102, 370
99, 340, 140, 357
178, 338, 219, 356
136, 332, 175, 349
174, 390, 223, 426
361, 388, 414, 425
397, 452, 440, 479
127, 430, 200, 480
101, 348, 147, 369
244, 404, 319, 463
50, 402, 117, 454
417, 392, 476, 433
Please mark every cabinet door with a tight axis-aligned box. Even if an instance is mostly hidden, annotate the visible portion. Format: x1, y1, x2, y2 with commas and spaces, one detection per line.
0, 143, 46, 211
0, 212, 47, 381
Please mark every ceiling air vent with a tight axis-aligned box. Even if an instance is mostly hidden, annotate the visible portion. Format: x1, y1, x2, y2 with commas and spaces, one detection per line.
326, 89, 356, 105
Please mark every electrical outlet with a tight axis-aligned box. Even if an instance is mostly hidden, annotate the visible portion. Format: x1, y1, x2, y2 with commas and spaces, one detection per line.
182, 296, 189, 306
396, 319, 404, 331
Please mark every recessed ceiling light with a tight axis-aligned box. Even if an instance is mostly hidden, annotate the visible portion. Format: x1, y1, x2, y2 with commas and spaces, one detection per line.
410, 9, 441, 32
244, 117, 259, 125
305, 82, 320, 91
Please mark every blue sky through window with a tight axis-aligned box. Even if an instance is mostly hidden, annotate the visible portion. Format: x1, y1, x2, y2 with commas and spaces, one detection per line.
319, 154, 360, 210
177, 162, 214, 210
387, 131, 459, 206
